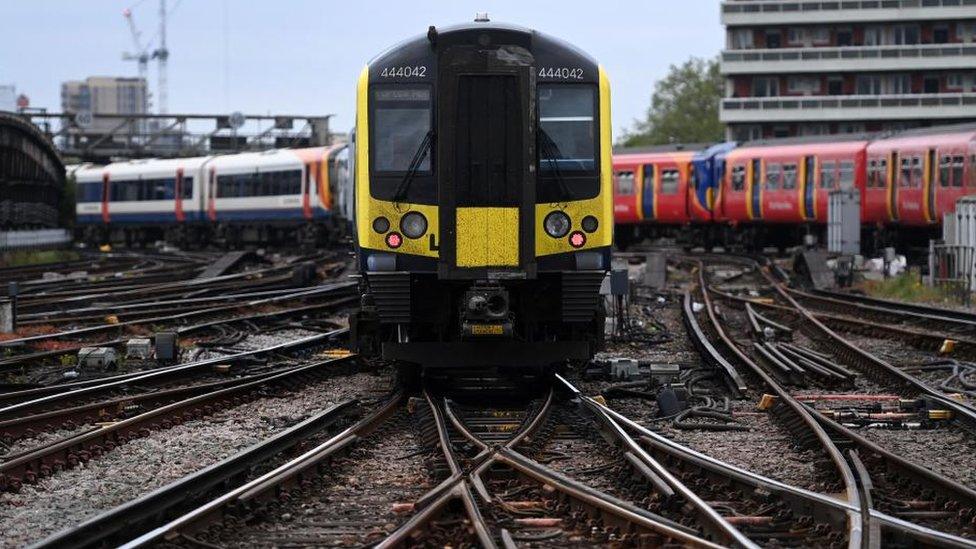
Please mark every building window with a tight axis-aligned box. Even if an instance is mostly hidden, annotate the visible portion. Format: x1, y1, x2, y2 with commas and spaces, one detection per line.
947, 74, 965, 91
886, 74, 912, 95
864, 26, 881, 46
856, 75, 881, 95
765, 30, 782, 49
730, 29, 754, 49
787, 28, 803, 46
959, 22, 976, 43
788, 76, 820, 95
838, 123, 865, 134
890, 25, 920, 45
753, 77, 780, 97
799, 123, 829, 136
934, 25, 949, 44
810, 27, 830, 45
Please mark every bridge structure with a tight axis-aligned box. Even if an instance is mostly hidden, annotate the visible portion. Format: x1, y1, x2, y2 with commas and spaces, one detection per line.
15, 110, 335, 163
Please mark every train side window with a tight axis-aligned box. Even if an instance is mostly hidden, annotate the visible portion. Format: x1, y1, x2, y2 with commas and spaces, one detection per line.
782, 163, 797, 190
765, 163, 781, 190
900, 157, 912, 188
181, 177, 194, 198
731, 165, 746, 191
971, 154, 976, 187
614, 171, 635, 195
838, 161, 855, 190
952, 155, 965, 187
877, 158, 887, 188
911, 156, 923, 188
661, 169, 680, 195
867, 159, 878, 188
940, 155, 952, 187
819, 160, 836, 189
78, 182, 101, 202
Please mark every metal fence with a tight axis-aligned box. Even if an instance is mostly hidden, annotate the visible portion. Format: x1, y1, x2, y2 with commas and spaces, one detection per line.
0, 229, 72, 252
928, 242, 975, 305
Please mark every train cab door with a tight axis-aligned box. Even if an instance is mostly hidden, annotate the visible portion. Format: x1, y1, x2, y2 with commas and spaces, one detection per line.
749, 158, 762, 220
926, 148, 937, 224
802, 156, 816, 220
888, 151, 899, 222
641, 164, 655, 221
439, 66, 530, 275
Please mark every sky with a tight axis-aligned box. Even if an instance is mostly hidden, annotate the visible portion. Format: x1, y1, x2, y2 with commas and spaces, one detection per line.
0, 1, 723, 137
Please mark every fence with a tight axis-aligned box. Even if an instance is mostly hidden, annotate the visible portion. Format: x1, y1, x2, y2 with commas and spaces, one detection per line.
929, 242, 975, 305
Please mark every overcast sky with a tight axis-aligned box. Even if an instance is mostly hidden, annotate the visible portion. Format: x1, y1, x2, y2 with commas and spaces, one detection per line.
0, 1, 723, 136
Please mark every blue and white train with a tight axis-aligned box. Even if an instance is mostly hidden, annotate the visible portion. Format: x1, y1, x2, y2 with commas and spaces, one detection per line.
74, 145, 351, 247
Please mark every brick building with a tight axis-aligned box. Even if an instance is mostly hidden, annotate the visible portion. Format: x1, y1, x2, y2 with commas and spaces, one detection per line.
720, 0, 976, 141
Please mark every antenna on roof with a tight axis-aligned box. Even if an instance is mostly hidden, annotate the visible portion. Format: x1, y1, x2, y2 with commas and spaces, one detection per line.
475, 12, 490, 22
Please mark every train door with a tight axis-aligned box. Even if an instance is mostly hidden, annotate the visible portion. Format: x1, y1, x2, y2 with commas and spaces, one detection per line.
301, 162, 313, 220
641, 164, 655, 221
442, 72, 526, 271
749, 158, 762, 220
802, 156, 815, 220
926, 148, 937, 223
888, 151, 899, 222
175, 168, 185, 222
101, 172, 110, 223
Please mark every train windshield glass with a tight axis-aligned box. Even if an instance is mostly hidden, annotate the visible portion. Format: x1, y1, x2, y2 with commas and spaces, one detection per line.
537, 84, 598, 202
372, 86, 432, 174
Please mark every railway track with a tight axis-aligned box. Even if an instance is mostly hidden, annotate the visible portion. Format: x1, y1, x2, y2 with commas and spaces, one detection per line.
693, 256, 976, 543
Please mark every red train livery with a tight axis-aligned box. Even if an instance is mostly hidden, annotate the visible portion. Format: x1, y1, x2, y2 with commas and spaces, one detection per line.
613, 124, 976, 252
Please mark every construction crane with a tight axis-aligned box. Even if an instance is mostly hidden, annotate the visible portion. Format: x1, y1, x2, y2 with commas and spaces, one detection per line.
121, 7, 150, 83
120, 0, 170, 114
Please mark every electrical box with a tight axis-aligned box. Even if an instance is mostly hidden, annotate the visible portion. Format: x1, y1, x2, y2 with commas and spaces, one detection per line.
126, 338, 153, 359
828, 189, 860, 255
78, 347, 118, 369
155, 332, 178, 361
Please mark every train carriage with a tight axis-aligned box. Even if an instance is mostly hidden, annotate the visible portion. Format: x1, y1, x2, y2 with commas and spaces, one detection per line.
350, 18, 613, 369
612, 146, 701, 245
866, 125, 976, 248
714, 138, 867, 248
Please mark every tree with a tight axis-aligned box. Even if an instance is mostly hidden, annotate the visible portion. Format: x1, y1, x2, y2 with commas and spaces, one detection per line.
620, 56, 724, 147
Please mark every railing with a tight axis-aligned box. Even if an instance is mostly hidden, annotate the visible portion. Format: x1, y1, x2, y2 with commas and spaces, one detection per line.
723, 0, 976, 14
722, 92, 976, 112
723, 43, 976, 63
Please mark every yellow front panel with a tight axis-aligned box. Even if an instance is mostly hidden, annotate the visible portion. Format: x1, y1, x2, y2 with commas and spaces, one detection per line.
456, 207, 519, 267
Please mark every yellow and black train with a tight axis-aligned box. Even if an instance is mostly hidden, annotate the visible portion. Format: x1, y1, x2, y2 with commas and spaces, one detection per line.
350, 17, 612, 369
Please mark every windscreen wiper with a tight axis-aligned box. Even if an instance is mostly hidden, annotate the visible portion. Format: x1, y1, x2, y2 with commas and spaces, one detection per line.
392, 129, 435, 205
538, 128, 575, 201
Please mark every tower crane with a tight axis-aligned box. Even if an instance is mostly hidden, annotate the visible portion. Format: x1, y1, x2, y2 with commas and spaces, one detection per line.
120, 1, 170, 114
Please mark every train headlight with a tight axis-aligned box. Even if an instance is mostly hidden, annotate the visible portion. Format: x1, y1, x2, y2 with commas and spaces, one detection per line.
372, 217, 390, 234
581, 215, 599, 233
544, 211, 571, 238
400, 212, 428, 239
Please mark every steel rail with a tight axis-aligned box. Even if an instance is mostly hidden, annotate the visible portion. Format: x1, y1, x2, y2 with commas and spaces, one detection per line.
0, 354, 359, 491
0, 328, 347, 420
690, 261, 867, 549
599, 402, 976, 549
28, 398, 361, 549
434, 390, 724, 548
760, 264, 976, 431
810, 288, 976, 326
117, 392, 404, 549
556, 373, 760, 548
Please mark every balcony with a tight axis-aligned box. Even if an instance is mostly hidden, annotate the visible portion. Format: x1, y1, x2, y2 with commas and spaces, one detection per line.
721, 92, 976, 122
722, 0, 976, 26
722, 43, 976, 74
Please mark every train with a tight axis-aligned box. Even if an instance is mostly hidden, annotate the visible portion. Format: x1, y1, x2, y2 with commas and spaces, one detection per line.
73, 144, 351, 247
347, 18, 613, 369
614, 124, 976, 253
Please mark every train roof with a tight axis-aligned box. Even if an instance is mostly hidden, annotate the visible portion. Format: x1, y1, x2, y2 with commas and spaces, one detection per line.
207, 147, 327, 170
868, 123, 976, 150
739, 133, 873, 148
613, 143, 709, 155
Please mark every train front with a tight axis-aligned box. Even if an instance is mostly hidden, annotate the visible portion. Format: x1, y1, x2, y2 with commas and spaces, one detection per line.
350, 19, 612, 369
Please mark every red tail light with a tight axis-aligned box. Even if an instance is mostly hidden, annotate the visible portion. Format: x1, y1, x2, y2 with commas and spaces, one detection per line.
569, 231, 586, 248
386, 232, 403, 249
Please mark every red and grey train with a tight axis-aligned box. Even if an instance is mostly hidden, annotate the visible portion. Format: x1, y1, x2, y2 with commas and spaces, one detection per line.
613, 124, 976, 252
